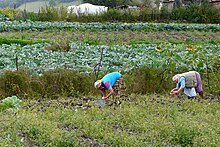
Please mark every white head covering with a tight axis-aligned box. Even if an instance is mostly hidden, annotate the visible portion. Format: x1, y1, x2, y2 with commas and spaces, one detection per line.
94, 80, 102, 89
172, 74, 181, 82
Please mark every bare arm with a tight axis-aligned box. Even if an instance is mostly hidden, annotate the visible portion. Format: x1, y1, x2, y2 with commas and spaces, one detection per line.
103, 88, 114, 100
172, 88, 184, 95
170, 88, 178, 93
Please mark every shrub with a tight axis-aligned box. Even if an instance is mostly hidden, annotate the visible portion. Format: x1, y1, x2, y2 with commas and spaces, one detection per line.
125, 67, 173, 94
172, 2, 220, 23
41, 69, 95, 98
45, 37, 71, 52
0, 8, 16, 20
0, 67, 219, 99
36, 5, 68, 21
138, 8, 153, 22
1, 70, 32, 98
101, 8, 122, 22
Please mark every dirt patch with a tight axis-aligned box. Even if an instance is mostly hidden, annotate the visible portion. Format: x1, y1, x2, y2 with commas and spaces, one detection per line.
80, 134, 109, 147
23, 91, 220, 112
112, 124, 139, 136
18, 131, 36, 147
204, 92, 220, 101
23, 97, 95, 112
57, 123, 78, 132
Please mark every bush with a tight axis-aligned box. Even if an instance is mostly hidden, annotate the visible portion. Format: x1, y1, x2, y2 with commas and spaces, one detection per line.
0, 67, 219, 99
1, 70, 32, 98
41, 69, 95, 98
35, 5, 68, 21
101, 9, 122, 22
125, 67, 173, 94
0, 8, 16, 20
138, 8, 154, 22
172, 2, 220, 23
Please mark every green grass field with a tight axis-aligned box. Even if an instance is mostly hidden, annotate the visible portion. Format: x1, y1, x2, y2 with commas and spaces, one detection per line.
16, 0, 82, 13
1, 94, 220, 146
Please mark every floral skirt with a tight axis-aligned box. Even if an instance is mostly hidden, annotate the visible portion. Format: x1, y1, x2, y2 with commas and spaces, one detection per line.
112, 77, 127, 98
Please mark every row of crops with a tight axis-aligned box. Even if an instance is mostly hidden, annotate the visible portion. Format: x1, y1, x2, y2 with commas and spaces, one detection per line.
1, 20, 220, 32
0, 16, 219, 75
0, 42, 219, 75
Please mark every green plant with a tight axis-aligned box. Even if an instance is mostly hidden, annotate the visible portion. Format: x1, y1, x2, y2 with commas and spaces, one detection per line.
171, 127, 199, 146
0, 37, 47, 46
0, 8, 15, 20
0, 95, 22, 112
41, 69, 95, 98
3, 70, 31, 97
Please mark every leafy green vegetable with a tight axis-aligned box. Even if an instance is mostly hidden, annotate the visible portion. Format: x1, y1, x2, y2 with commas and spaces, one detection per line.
0, 96, 22, 112
0, 42, 219, 75
0, 21, 220, 32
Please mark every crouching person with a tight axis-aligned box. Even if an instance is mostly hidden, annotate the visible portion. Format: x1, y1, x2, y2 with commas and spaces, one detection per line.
170, 71, 203, 99
94, 71, 126, 101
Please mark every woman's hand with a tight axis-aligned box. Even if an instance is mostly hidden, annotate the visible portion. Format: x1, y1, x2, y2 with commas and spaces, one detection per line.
102, 97, 108, 101
170, 88, 179, 95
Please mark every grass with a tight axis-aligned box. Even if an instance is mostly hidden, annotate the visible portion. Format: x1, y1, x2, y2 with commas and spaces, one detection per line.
0, 37, 48, 46
0, 30, 220, 45
0, 94, 220, 146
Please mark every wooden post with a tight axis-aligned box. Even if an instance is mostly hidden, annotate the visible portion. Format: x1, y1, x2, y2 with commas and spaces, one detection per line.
16, 54, 18, 71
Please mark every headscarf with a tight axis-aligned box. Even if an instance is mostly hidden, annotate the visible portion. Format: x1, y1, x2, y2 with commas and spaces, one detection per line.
172, 74, 181, 82
94, 80, 102, 89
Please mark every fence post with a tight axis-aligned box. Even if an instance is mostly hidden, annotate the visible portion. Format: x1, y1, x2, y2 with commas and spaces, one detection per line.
16, 54, 18, 71
94, 46, 104, 81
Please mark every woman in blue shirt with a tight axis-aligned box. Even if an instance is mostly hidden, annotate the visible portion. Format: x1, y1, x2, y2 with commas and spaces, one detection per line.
94, 72, 124, 100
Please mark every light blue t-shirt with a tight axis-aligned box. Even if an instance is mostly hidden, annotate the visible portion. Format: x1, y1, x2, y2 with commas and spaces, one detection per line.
177, 76, 196, 97
102, 72, 121, 90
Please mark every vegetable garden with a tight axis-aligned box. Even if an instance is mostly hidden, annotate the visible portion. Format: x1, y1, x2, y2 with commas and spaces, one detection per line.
0, 18, 220, 146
